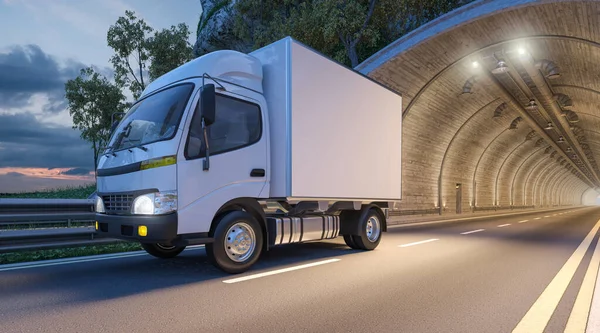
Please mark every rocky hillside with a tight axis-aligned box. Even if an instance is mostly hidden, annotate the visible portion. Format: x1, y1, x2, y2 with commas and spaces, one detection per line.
193, 0, 252, 57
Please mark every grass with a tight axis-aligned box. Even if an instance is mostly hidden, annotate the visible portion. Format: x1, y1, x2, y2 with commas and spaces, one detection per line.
0, 184, 97, 199
0, 184, 147, 265
0, 242, 143, 265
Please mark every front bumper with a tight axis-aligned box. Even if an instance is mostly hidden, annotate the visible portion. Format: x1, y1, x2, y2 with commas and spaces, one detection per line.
95, 212, 178, 243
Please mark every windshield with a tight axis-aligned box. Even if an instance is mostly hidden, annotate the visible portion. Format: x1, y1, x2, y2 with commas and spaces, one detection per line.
108, 83, 195, 152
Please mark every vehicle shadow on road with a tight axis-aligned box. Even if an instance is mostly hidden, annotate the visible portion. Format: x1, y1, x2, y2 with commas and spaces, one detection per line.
0, 239, 359, 314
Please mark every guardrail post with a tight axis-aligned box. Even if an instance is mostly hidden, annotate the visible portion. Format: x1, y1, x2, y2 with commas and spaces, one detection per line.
67, 219, 71, 228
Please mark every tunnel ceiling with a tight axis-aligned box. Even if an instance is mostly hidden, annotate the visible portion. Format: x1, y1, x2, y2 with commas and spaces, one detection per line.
356, 0, 600, 210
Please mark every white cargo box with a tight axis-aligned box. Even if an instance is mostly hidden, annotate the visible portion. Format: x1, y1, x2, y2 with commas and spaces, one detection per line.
250, 38, 402, 201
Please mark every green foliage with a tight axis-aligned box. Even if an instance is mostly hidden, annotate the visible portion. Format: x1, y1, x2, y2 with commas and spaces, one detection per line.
0, 184, 96, 199
107, 10, 153, 100
202, 0, 474, 68
0, 242, 142, 265
147, 23, 194, 81
65, 67, 127, 172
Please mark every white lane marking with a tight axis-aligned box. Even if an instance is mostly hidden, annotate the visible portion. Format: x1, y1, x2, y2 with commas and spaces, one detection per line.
388, 208, 569, 229
511, 218, 600, 333
565, 230, 600, 332
552, 214, 557, 217
519, 220, 529, 223
0, 246, 205, 272
544, 216, 551, 218
585, 247, 600, 333
498, 224, 511, 228
535, 217, 542, 220
461, 229, 484, 235
398, 238, 440, 247
222, 259, 341, 284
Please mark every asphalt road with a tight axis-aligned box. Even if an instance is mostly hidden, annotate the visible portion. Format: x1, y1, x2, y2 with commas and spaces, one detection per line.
1, 207, 600, 333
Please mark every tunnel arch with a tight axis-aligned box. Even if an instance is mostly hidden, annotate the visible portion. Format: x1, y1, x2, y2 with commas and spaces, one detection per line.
356, 0, 600, 214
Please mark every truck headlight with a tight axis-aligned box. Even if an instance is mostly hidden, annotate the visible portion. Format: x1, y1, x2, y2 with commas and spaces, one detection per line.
95, 195, 106, 213
131, 191, 177, 215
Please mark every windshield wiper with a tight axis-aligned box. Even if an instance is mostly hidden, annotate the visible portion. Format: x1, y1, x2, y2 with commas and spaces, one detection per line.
104, 122, 132, 156
127, 144, 148, 152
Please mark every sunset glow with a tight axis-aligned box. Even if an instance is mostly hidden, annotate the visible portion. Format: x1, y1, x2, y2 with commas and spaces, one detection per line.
0, 167, 94, 181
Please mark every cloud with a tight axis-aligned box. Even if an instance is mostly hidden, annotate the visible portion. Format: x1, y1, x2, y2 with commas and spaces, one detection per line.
0, 112, 95, 169
0, 44, 114, 110
60, 168, 91, 176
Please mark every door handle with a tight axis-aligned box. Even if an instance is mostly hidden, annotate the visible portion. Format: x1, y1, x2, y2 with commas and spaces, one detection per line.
250, 169, 265, 177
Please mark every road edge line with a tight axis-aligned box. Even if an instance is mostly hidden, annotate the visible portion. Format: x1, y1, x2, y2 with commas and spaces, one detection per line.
511, 218, 600, 333
565, 225, 600, 332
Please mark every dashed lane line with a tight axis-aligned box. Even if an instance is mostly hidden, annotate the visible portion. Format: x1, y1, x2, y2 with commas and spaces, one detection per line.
461, 229, 484, 235
222, 259, 341, 284
398, 239, 440, 248
498, 224, 511, 228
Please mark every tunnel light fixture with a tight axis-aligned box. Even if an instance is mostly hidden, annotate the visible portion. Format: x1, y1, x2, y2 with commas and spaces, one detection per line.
536, 60, 561, 79
544, 122, 553, 130
491, 60, 509, 74
567, 147, 573, 152
472, 61, 480, 69
525, 99, 538, 110
517, 47, 526, 55
558, 136, 565, 143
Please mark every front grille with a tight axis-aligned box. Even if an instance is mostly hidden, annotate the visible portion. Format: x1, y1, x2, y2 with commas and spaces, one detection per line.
102, 194, 134, 213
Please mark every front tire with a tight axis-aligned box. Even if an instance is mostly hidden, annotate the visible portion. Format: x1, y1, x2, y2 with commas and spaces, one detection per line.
206, 210, 263, 274
141, 243, 186, 258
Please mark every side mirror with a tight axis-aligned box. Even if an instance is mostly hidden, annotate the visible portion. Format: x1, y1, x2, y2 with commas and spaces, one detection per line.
199, 84, 216, 126
110, 120, 119, 135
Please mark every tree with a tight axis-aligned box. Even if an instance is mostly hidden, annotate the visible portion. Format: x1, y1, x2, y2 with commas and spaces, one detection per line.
65, 67, 127, 172
194, 0, 476, 68
147, 23, 194, 80
107, 10, 153, 100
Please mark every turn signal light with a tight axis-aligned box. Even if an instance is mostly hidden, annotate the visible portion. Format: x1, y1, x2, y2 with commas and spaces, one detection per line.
95, 221, 98, 230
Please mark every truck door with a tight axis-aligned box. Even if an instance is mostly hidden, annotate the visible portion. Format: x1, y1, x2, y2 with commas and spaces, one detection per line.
176, 87, 268, 235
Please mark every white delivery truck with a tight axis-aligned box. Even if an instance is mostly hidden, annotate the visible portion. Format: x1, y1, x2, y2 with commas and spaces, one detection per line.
94, 37, 402, 274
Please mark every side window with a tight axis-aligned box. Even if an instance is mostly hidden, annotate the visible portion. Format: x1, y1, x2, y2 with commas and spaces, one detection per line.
186, 93, 262, 159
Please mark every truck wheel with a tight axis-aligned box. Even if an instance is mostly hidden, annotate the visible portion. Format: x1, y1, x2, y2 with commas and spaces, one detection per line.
343, 234, 359, 249
352, 208, 383, 251
206, 210, 263, 274
141, 243, 186, 258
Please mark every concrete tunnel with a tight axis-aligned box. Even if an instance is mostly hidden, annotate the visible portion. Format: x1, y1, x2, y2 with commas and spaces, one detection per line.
355, 0, 600, 215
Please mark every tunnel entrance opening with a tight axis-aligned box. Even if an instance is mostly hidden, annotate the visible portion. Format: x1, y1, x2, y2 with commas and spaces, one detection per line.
596, 195, 600, 206
456, 183, 462, 214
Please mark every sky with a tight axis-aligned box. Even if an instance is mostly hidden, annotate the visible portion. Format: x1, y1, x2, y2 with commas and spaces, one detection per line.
0, 0, 202, 193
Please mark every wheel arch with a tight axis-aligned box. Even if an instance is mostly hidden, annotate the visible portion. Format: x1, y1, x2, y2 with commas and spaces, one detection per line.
211, 197, 269, 251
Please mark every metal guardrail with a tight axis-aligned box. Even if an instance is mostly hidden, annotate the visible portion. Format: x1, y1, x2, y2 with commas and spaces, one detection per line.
0, 198, 122, 253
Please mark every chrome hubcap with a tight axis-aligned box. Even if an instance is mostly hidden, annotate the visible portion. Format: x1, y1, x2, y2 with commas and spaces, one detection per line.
366, 216, 381, 242
224, 222, 256, 262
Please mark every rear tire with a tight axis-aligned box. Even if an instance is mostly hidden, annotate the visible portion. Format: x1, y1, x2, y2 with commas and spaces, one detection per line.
141, 243, 186, 258
352, 208, 383, 251
206, 210, 263, 274
343, 234, 359, 249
